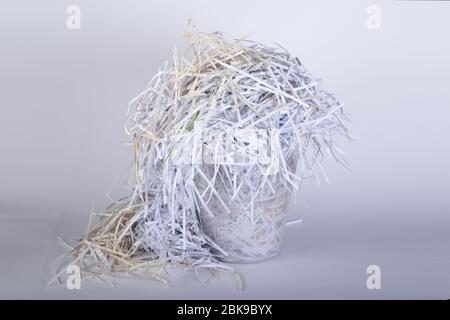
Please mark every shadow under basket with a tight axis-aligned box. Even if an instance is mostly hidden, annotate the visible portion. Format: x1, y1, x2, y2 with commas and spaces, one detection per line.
197, 163, 294, 263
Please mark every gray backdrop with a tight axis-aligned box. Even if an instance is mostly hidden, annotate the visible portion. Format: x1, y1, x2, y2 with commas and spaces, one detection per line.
0, 0, 449, 299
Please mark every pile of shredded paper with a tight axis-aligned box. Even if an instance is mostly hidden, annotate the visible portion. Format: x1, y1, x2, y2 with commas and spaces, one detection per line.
52, 31, 351, 286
